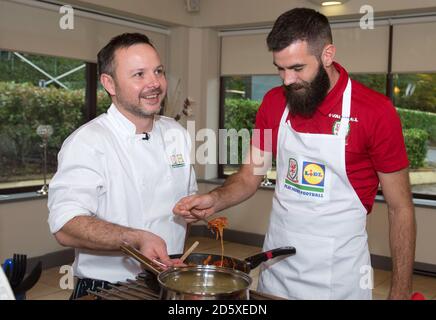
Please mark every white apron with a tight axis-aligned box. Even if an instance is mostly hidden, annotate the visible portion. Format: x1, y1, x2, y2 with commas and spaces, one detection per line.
257, 79, 372, 300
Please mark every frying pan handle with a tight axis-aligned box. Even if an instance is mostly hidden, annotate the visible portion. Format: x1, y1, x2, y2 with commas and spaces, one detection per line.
244, 246, 296, 269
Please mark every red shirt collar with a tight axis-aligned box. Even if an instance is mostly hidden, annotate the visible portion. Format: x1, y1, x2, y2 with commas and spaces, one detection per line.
316, 62, 349, 116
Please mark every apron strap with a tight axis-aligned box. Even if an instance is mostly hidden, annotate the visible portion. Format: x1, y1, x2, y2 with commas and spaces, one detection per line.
337, 78, 352, 138
281, 103, 290, 125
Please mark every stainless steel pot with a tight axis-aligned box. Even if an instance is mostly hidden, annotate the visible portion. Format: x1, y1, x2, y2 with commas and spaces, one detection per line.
158, 265, 252, 300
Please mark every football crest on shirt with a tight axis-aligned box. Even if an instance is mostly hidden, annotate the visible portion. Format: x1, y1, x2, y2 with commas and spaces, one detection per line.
332, 120, 350, 136
170, 154, 185, 168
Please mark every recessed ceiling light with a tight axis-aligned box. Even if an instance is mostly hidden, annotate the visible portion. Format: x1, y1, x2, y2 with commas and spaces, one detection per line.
308, 0, 350, 6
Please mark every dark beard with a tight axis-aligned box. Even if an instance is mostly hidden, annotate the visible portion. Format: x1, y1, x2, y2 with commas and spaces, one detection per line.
283, 64, 330, 118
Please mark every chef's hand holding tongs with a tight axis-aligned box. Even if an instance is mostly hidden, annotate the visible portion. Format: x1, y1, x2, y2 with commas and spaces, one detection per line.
119, 231, 184, 274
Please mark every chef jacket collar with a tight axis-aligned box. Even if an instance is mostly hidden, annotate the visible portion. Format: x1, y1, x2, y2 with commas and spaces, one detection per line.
107, 103, 155, 140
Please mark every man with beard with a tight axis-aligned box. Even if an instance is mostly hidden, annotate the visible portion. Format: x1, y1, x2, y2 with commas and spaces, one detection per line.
173, 8, 415, 300
48, 33, 197, 298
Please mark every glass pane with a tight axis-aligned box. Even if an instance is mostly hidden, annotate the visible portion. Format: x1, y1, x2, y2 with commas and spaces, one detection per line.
251, 75, 282, 101
394, 73, 436, 197
222, 75, 280, 180
349, 73, 386, 95
0, 50, 86, 191
223, 76, 251, 100
97, 83, 111, 117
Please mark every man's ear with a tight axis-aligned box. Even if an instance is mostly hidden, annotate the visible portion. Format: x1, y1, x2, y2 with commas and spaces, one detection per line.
321, 44, 336, 68
100, 73, 116, 96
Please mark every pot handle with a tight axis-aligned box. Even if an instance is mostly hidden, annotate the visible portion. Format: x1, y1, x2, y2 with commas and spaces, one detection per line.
244, 246, 296, 269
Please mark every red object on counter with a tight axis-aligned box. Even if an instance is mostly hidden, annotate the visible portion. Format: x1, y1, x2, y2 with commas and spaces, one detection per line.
411, 292, 426, 300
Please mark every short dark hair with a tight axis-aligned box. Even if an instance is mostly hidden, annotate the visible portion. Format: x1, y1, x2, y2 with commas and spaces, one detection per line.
97, 33, 154, 77
267, 8, 332, 56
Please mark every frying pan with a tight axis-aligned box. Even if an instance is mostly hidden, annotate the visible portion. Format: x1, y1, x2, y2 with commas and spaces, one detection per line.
170, 246, 296, 274
121, 244, 258, 299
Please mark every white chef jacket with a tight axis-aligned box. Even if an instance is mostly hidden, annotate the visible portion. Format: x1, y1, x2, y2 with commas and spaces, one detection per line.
48, 104, 197, 282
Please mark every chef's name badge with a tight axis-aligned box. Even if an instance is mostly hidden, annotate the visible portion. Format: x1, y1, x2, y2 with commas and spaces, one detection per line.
170, 154, 186, 168
284, 158, 326, 198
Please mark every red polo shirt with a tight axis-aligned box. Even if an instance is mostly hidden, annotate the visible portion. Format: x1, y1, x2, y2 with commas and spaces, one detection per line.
254, 62, 409, 213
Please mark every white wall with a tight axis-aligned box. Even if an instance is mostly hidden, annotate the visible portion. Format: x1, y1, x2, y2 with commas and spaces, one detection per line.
0, 198, 64, 262
167, 26, 220, 179
368, 202, 436, 265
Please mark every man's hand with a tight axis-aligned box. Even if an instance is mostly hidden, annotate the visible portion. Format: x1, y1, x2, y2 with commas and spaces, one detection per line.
173, 146, 268, 223
173, 192, 219, 223
126, 230, 185, 269
135, 231, 176, 267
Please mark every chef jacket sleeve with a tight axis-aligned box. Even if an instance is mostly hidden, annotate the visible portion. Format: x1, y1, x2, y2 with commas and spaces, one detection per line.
48, 134, 106, 234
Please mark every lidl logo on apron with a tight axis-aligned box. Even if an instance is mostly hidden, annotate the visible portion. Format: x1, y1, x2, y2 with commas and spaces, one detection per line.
302, 162, 325, 188
284, 159, 326, 197
170, 154, 185, 168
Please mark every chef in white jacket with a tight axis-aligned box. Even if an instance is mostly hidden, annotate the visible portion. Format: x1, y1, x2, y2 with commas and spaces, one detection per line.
48, 33, 197, 299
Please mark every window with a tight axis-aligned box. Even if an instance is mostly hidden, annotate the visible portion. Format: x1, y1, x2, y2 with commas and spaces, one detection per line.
349, 73, 386, 95
220, 73, 387, 182
220, 75, 281, 179
97, 83, 112, 117
218, 17, 436, 199
0, 0, 169, 195
350, 73, 436, 197
220, 72, 436, 197
0, 50, 86, 192
393, 73, 436, 197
